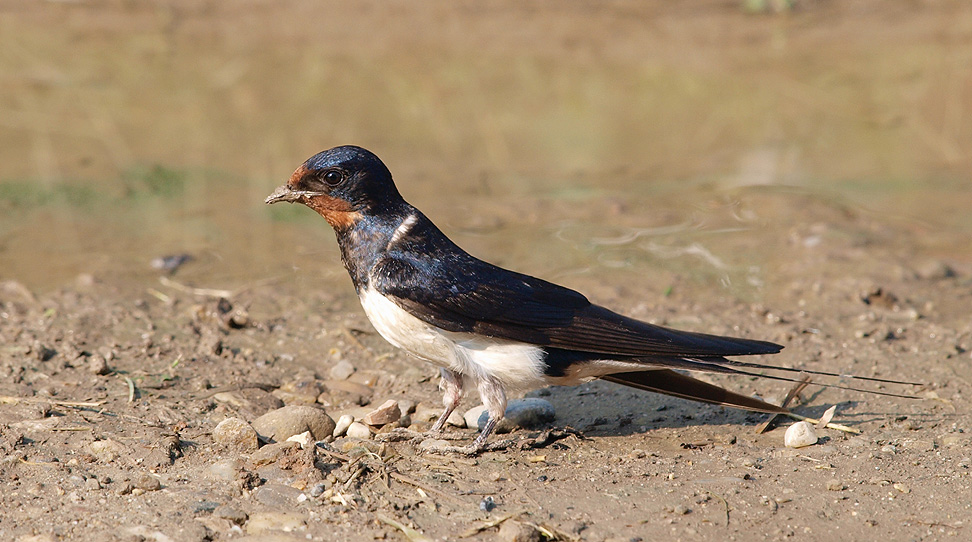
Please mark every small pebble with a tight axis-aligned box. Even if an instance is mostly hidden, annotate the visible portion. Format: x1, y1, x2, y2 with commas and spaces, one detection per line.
286, 430, 314, 449
362, 399, 401, 426
88, 439, 127, 463
893, 483, 911, 494
784, 421, 818, 448
151, 253, 193, 273
213, 417, 259, 452
397, 398, 417, 415
134, 473, 161, 492
251, 405, 336, 442
328, 359, 356, 380
214, 504, 248, 525
345, 421, 372, 440
310, 483, 327, 497
274, 377, 326, 405
673, 504, 691, 515
193, 501, 220, 513
83, 477, 102, 491
496, 520, 542, 542
480, 496, 495, 513
333, 414, 354, 438
208, 458, 244, 481
827, 479, 845, 491
87, 354, 110, 375
465, 398, 555, 433
252, 483, 305, 508
447, 409, 467, 428
464, 406, 488, 430
248, 441, 301, 467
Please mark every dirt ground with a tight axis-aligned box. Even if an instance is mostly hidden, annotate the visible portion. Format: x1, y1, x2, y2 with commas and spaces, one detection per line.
2, 209, 971, 542
2, 1, 972, 541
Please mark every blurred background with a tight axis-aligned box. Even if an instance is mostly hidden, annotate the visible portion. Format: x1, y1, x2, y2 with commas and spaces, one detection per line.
1, 0, 970, 303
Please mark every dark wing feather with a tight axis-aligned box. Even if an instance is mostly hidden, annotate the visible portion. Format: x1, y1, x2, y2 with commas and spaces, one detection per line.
371, 232, 781, 359
603, 370, 788, 414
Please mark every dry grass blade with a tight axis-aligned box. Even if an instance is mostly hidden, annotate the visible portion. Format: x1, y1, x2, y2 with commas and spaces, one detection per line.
756, 375, 811, 434
460, 512, 523, 537
783, 412, 860, 434
0, 396, 104, 408
389, 471, 467, 505
124, 376, 136, 403
158, 276, 234, 298
816, 405, 837, 429
377, 514, 434, 542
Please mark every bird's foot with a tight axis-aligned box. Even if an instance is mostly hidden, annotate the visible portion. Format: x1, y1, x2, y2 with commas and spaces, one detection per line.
375, 427, 471, 444
425, 429, 469, 441
421, 438, 515, 456
374, 428, 424, 443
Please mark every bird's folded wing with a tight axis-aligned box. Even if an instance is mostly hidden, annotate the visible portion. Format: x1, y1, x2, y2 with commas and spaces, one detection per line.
372, 254, 781, 359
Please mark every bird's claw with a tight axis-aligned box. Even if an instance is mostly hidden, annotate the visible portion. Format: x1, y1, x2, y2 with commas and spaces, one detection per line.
421, 438, 515, 456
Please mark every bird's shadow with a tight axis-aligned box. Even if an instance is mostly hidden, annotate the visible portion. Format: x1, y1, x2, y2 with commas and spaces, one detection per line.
527, 379, 879, 440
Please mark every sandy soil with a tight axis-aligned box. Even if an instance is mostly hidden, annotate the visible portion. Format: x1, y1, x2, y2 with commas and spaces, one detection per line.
1, 215, 970, 542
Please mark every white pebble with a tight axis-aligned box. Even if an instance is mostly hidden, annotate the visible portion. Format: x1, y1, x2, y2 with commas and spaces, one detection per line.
784, 421, 818, 448
285, 430, 314, 449
332, 414, 354, 438
345, 421, 372, 440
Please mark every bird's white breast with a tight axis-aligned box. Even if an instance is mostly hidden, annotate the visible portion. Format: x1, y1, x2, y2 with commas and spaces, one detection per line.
358, 286, 548, 390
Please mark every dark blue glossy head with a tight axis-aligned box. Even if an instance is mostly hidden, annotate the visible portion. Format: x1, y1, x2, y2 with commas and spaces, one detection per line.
266, 145, 406, 229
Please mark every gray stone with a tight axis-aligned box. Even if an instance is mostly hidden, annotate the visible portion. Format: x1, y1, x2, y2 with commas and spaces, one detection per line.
248, 441, 301, 467
253, 483, 305, 508
447, 409, 466, 428
496, 520, 542, 542
134, 473, 161, 491
328, 359, 356, 380
464, 398, 556, 433
273, 377, 326, 405
209, 458, 244, 481
88, 439, 127, 463
213, 417, 259, 451
214, 504, 248, 525
252, 405, 335, 442
396, 398, 417, 415
87, 354, 110, 375
362, 399, 401, 426
213, 389, 285, 419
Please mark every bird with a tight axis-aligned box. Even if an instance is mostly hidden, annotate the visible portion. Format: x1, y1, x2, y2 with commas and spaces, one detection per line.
266, 145, 917, 453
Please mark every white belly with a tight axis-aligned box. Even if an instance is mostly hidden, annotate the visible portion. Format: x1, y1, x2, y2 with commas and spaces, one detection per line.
358, 287, 548, 390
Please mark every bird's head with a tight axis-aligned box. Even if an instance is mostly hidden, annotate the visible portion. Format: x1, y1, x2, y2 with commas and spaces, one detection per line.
265, 145, 403, 230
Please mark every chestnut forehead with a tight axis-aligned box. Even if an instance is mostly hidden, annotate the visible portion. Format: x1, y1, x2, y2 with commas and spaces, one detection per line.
288, 165, 310, 186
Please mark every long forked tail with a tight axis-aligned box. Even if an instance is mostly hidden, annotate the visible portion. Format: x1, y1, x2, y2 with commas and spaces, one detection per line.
603, 370, 790, 414
625, 355, 923, 401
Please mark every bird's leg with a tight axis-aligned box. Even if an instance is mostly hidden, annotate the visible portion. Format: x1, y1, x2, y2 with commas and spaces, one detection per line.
469, 375, 508, 452
429, 368, 463, 434
424, 375, 514, 455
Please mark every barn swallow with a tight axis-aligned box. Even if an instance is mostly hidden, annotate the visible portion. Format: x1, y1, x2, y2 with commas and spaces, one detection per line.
266, 145, 917, 452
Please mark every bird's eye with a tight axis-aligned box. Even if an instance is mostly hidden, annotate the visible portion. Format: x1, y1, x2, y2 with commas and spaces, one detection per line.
322, 170, 343, 186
